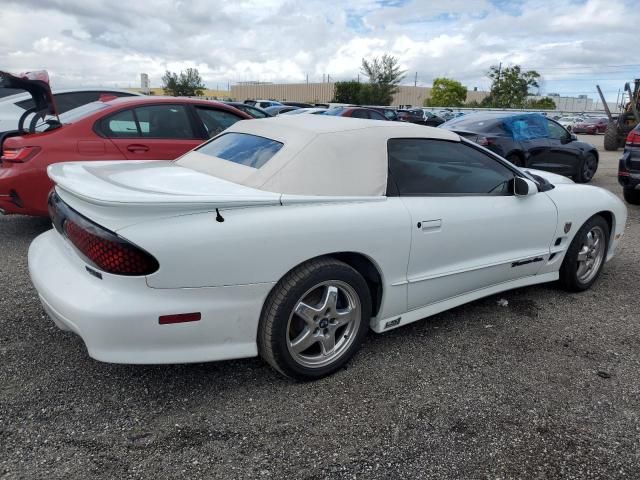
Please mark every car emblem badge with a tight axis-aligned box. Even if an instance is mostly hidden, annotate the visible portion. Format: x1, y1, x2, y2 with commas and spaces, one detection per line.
564, 222, 572, 234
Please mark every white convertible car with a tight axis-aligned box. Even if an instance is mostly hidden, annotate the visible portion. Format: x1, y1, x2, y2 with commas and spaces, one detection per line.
29, 116, 627, 380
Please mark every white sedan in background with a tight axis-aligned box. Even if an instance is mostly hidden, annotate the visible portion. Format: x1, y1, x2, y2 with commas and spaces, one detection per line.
29, 116, 627, 380
557, 116, 585, 131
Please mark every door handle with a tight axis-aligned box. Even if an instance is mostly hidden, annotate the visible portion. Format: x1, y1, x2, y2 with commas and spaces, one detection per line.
418, 219, 442, 231
127, 144, 150, 152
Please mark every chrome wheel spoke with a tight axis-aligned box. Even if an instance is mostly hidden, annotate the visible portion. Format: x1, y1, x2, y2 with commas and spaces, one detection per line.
320, 331, 336, 355
295, 301, 321, 327
586, 231, 595, 248
319, 285, 339, 314
577, 246, 589, 262
290, 328, 318, 353
333, 308, 354, 327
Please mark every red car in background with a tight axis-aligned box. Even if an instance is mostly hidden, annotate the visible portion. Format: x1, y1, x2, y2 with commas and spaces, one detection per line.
573, 117, 608, 134
0, 95, 251, 216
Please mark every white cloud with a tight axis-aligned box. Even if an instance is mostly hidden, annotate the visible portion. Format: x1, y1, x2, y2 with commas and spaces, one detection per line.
0, 0, 636, 100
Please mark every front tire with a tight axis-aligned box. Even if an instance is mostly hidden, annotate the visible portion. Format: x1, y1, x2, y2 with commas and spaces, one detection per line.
575, 153, 598, 183
559, 216, 609, 292
258, 258, 371, 380
623, 188, 640, 205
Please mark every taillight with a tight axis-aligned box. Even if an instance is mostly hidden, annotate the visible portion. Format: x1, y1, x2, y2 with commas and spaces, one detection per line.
48, 192, 158, 276
626, 130, 640, 147
1, 146, 41, 162
63, 219, 159, 276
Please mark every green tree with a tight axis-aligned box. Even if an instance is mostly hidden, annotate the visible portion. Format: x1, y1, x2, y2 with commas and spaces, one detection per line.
424, 77, 467, 107
162, 68, 206, 96
526, 97, 557, 110
332, 80, 362, 104
360, 54, 405, 105
484, 65, 541, 108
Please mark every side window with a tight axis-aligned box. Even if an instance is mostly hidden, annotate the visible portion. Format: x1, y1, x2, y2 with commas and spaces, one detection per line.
101, 109, 139, 137
133, 104, 195, 139
547, 119, 567, 141
195, 107, 242, 138
369, 110, 387, 121
352, 109, 369, 119
388, 139, 515, 195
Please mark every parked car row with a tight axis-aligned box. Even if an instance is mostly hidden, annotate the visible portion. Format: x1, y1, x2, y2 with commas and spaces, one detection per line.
0, 72, 252, 216
1, 71, 634, 221
557, 115, 608, 134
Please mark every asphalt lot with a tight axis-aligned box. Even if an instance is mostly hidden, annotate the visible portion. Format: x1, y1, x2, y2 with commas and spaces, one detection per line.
1, 134, 639, 480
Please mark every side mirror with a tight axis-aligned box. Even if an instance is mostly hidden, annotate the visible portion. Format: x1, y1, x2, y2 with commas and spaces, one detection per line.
570, 133, 578, 141
514, 177, 538, 197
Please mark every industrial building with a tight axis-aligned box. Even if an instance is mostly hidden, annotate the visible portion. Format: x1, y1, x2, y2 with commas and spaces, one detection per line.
128, 79, 604, 112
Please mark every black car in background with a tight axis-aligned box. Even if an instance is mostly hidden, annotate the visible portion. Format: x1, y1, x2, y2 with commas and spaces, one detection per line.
440, 113, 599, 183
618, 123, 640, 204
397, 108, 445, 126
223, 102, 272, 118
423, 110, 446, 126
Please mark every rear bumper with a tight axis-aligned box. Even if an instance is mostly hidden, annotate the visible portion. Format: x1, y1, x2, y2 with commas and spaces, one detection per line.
29, 229, 274, 364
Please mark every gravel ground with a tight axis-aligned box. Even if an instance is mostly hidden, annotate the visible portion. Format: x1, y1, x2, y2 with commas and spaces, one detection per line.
1, 135, 639, 479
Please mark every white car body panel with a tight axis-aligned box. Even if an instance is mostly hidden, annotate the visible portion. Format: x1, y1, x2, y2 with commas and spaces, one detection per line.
28, 116, 628, 365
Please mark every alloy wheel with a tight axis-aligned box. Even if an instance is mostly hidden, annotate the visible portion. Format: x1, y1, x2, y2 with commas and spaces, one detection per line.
286, 280, 361, 369
576, 226, 606, 284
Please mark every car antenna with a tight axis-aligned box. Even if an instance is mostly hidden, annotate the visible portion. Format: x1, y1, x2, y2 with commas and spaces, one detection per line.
215, 208, 225, 223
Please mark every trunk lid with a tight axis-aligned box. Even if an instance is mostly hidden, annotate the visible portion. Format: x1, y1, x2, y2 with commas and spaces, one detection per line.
0, 70, 57, 116
49, 160, 282, 230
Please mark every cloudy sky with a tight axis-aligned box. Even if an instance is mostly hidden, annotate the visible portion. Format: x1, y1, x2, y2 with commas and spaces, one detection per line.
0, 0, 637, 101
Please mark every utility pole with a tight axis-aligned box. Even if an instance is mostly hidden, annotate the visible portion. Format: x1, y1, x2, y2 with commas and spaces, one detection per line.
496, 62, 502, 91
327, 74, 331, 83
306, 73, 308, 85
357, 73, 360, 83
414, 72, 417, 87
323, 73, 325, 83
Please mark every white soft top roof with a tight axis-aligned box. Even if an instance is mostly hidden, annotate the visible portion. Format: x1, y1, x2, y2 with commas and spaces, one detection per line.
177, 115, 460, 196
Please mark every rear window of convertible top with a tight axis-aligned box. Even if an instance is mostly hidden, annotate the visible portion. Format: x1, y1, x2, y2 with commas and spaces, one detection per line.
193, 132, 283, 169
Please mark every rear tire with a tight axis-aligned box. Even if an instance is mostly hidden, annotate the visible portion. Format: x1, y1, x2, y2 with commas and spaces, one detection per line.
623, 188, 640, 205
575, 153, 598, 183
558, 215, 609, 292
258, 258, 371, 380
603, 122, 620, 151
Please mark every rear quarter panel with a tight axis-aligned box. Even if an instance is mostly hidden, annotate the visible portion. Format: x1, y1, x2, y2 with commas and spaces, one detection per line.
117, 198, 412, 320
